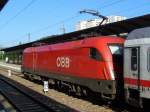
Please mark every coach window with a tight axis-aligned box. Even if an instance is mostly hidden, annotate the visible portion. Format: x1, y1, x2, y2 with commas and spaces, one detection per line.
131, 48, 138, 71
89, 48, 102, 61
147, 48, 150, 72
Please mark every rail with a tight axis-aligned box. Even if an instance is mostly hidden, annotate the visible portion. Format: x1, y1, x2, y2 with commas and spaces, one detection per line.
0, 75, 77, 112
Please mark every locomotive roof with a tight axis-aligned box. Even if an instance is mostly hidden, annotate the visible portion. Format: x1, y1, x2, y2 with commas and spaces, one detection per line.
127, 27, 150, 40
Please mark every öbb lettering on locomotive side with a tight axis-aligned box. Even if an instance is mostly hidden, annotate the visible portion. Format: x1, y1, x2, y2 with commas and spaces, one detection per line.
21, 26, 150, 108
56, 57, 70, 68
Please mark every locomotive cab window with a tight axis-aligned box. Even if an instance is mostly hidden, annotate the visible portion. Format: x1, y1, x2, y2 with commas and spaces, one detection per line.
109, 45, 123, 55
89, 48, 102, 61
131, 48, 138, 71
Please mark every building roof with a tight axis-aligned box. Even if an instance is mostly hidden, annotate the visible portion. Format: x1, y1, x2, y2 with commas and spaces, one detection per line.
2, 14, 150, 52
0, 0, 8, 11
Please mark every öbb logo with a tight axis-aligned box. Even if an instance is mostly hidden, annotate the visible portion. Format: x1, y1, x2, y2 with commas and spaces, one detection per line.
56, 57, 70, 68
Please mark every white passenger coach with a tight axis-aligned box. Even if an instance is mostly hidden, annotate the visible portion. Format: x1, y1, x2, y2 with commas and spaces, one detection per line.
124, 27, 150, 107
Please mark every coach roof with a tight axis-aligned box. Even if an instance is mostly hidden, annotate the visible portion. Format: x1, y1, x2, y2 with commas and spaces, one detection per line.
127, 27, 150, 40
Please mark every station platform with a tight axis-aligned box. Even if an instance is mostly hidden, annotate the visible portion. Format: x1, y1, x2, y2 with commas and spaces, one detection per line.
0, 61, 21, 72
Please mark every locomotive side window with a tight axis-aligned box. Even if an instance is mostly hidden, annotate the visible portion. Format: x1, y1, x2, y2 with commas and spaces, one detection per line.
89, 48, 102, 61
131, 48, 138, 71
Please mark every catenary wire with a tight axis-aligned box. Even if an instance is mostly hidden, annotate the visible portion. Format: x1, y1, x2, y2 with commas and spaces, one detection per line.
0, 0, 37, 31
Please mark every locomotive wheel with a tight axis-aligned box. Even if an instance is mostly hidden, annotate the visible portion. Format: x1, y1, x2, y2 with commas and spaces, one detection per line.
23, 74, 29, 79
82, 88, 87, 96
28, 75, 34, 81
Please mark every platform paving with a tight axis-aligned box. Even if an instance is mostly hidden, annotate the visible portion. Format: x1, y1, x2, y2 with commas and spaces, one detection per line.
0, 62, 21, 72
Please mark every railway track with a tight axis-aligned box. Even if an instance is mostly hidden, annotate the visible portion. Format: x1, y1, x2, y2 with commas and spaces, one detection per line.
0, 75, 77, 112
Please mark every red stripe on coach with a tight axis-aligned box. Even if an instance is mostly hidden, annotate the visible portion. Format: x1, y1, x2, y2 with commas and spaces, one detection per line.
124, 77, 150, 87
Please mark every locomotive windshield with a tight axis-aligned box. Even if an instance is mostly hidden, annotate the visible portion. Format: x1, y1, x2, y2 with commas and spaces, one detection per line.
109, 45, 123, 55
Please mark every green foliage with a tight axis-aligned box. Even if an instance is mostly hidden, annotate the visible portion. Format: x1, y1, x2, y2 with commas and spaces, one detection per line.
0, 51, 4, 60
2, 50, 22, 64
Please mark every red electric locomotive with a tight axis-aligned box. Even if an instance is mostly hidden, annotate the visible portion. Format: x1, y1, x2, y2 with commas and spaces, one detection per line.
22, 36, 124, 99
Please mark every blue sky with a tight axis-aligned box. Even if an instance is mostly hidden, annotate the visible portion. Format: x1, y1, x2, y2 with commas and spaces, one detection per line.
0, 0, 149, 47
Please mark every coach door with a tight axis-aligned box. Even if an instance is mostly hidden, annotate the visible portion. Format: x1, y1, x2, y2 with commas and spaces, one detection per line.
125, 47, 141, 106
130, 47, 140, 90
